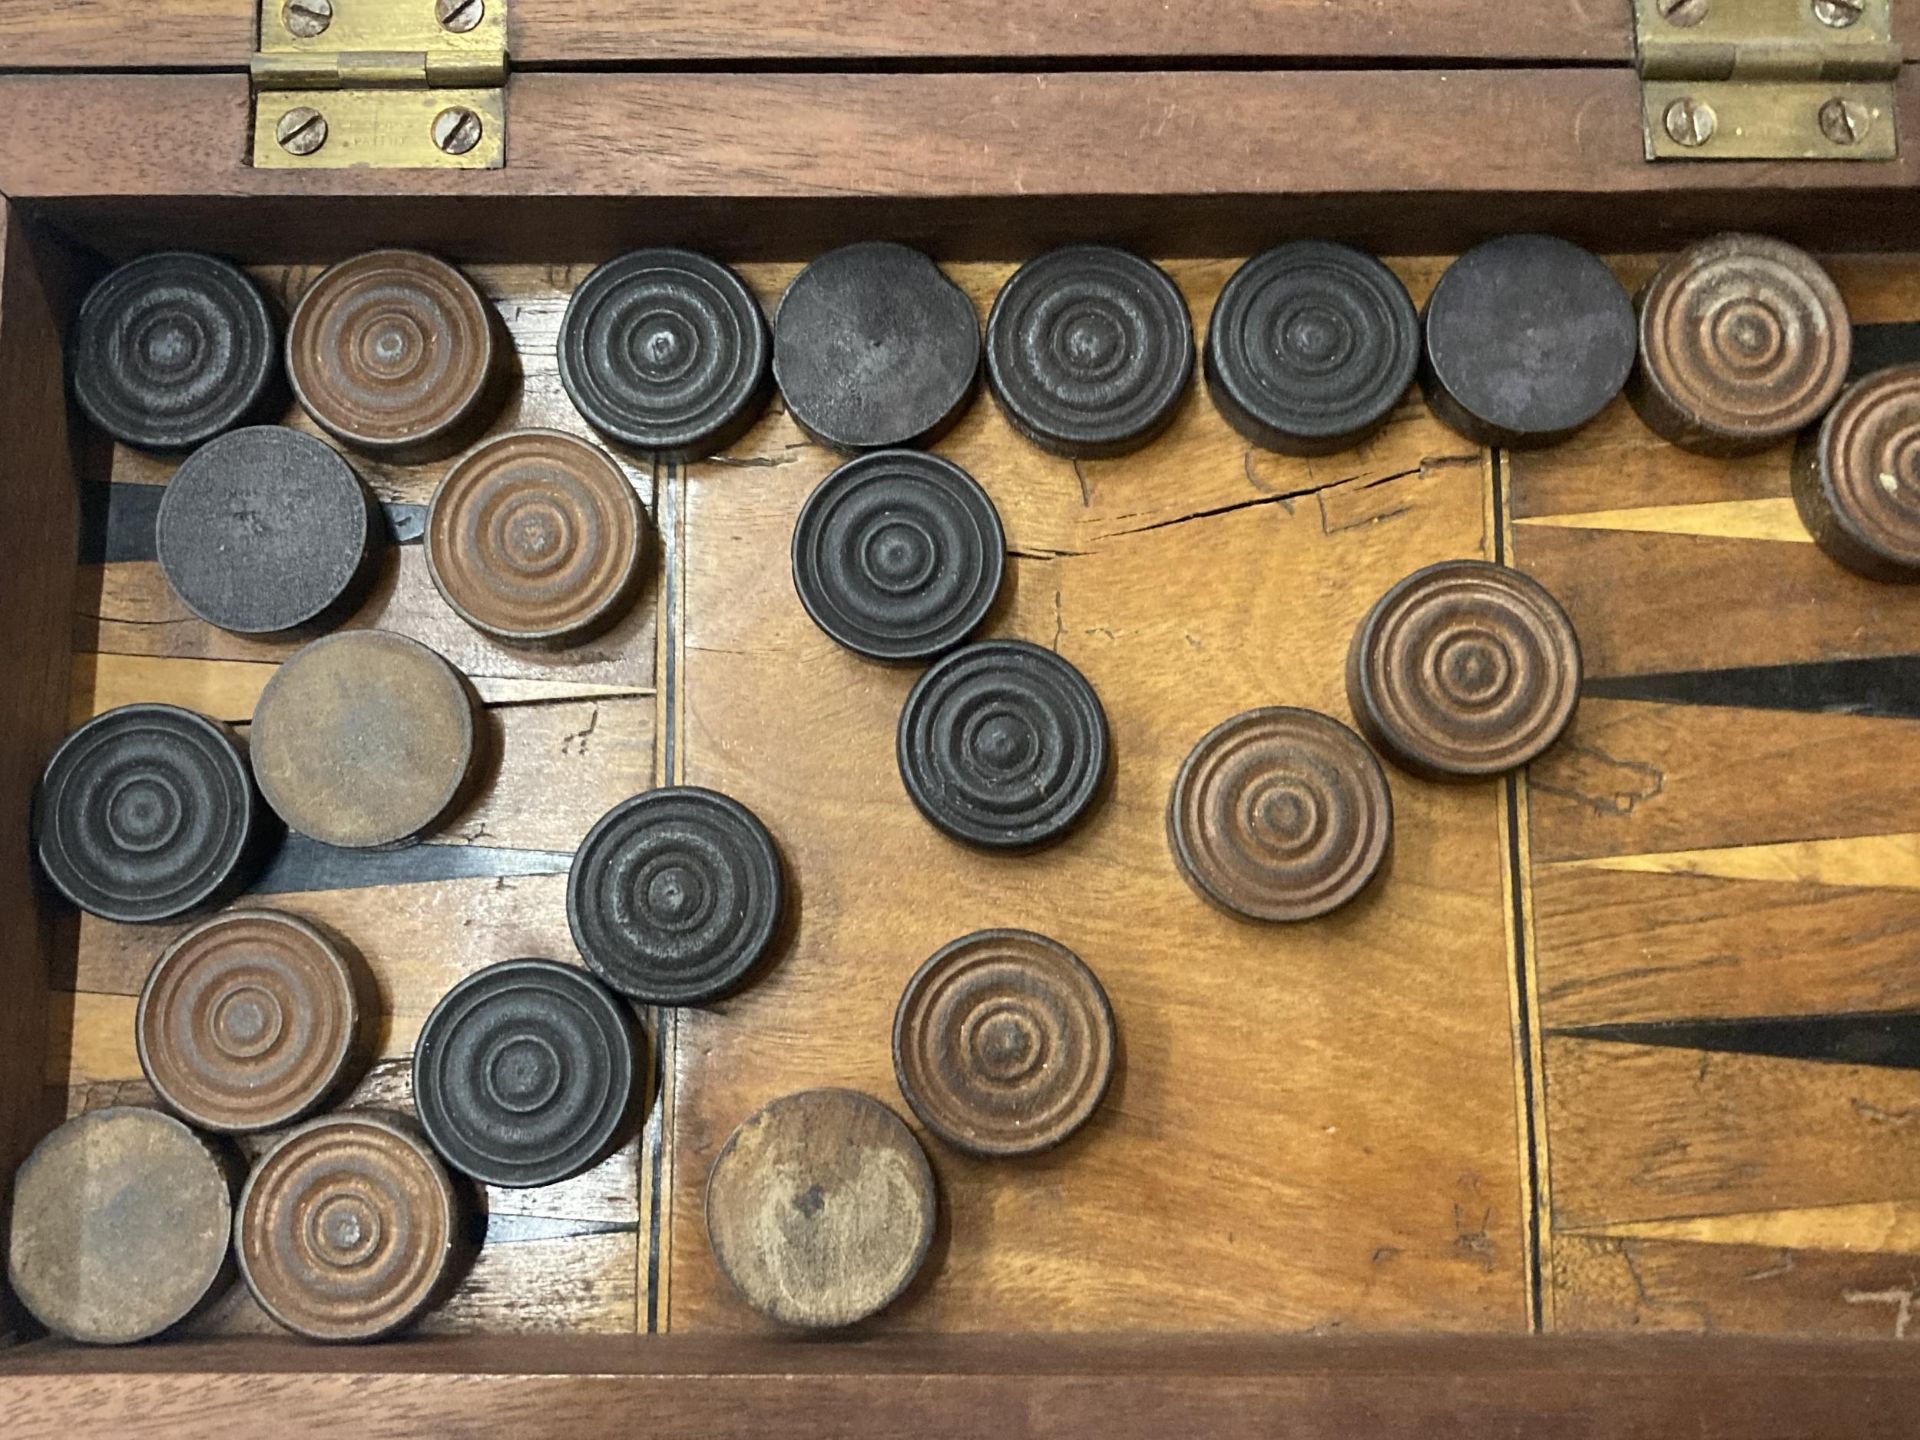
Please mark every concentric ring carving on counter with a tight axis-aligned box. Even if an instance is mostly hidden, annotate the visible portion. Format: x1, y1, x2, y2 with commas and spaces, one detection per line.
1347, 560, 1583, 780
425, 428, 648, 648
1168, 707, 1393, 923
893, 928, 1116, 1157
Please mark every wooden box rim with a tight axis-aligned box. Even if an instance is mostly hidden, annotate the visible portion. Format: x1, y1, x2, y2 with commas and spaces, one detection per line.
3, 18, 1920, 1428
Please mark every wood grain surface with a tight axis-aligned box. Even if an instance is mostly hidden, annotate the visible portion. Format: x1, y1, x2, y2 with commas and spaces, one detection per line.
0, 0, 1631, 69
506, 0, 1633, 65
14, 0, 1920, 69
2, 72, 1919, 259
7, 1333, 1920, 1439
665, 258, 1531, 1334
18, 234, 1920, 1362
0, 0, 251, 69
0, 204, 87, 1335
36, 258, 659, 1340
1510, 257, 1920, 1339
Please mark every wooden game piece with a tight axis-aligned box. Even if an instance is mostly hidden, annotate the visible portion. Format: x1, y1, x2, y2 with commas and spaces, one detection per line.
1167, 707, 1392, 923
235, 1112, 462, 1342
412, 958, 641, 1189
34, 703, 274, 924
68, 251, 281, 453
249, 631, 479, 849
984, 245, 1194, 458
7, 1108, 235, 1344
1630, 233, 1851, 457
557, 249, 773, 461
897, 640, 1110, 850
567, 787, 786, 1006
425, 428, 648, 648
1346, 560, 1582, 780
705, 1089, 936, 1329
892, 929, 1115, 1158
1420, 234, 1636, 449
773, 242, 980, 451
287, 249, 505, 462
1205, 240, 1419, 457
137, 908, 372, 1134
1792, 364, 1920, 581
790, 450, 1006, 663
156, 426, 380, 635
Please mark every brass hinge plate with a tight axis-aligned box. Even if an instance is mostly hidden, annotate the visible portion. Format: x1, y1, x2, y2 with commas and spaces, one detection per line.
1633, 0, 1901, 161
252, 0, 507, 170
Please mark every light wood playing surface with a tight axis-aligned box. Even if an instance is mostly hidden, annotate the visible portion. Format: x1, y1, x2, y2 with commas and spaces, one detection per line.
51, 254, 1920, 1339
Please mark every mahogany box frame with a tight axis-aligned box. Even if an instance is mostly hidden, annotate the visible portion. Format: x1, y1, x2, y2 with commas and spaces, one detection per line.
2, 2, 1919, 1432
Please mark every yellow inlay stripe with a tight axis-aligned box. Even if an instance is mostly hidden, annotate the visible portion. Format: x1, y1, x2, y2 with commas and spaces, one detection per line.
72, 652, 645, 726
1515, 498, 1811, 545
1564, 1201, 1920, 1256
1550, 833, 1920, 890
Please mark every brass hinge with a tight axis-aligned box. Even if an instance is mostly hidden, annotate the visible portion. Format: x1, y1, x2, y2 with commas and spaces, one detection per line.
1633, 0, 1901, 161
252, 0, 507, 170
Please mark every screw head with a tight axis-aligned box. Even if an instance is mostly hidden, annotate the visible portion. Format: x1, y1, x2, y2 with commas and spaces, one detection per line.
1819, 97, 1872, 146
432, 106, 484, 156
1812, 0, 1864, 28
1658, 0, 1711, 27
281, 0, 332, 39
275, 106, 329, 157
437, 0, 485, 32
1663, 96, 1717, 148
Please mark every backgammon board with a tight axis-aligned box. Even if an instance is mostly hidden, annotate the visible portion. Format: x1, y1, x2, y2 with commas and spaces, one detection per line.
37, 253, 1920, 1341
3, 1, 1920, 1431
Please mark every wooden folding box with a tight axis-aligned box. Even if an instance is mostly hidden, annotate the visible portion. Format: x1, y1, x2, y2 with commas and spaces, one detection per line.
1, 1, 1918, 1432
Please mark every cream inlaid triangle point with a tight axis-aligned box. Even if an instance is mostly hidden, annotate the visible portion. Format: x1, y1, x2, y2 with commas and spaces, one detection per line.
1551, 833, 1920, 890
1563, 1201, 1920, 1257
1515, 498, 1812, 545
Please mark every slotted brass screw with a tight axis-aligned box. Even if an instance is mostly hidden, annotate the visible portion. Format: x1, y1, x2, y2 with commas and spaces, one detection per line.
276, 106, 329, 156
437, 0, 485, 32
282, 0, 332, 39
1813, 0, 1865, 28
433, 107, 484, 156
1819, 97, 1872, 145
1664, 97, 1717, 147
1659, 0, 1710, 27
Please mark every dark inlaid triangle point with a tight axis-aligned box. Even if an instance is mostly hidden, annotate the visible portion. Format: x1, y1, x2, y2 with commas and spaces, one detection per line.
1554, 1011, 1920, 1072
1582, 655, 1920, 721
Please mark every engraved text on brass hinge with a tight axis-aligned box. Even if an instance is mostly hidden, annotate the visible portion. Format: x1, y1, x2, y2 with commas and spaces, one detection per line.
252, 0, 507, 170
1633, 0, 1901, 161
